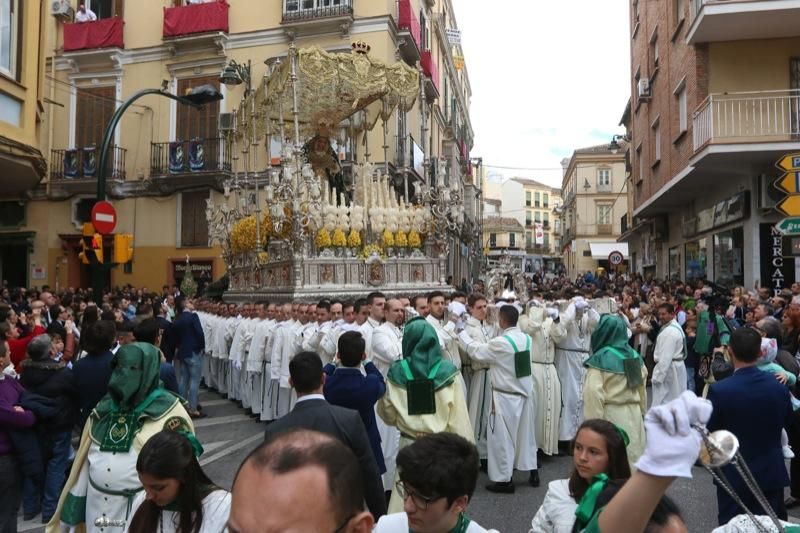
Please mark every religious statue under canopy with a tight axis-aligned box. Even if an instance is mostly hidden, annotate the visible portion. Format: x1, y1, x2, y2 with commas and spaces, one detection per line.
303, 122, 348, 205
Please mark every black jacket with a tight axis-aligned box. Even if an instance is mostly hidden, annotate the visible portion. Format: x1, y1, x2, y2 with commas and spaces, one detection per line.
265, 398, 387, 520
72, 350, 114, 428
20, 359, 79, 432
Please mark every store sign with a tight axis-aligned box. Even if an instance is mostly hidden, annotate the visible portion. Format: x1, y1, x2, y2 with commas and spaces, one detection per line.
445, 28, 461, 44
759, 223, 795, 297
171, 260, 214, 293
453, 54, 464, 70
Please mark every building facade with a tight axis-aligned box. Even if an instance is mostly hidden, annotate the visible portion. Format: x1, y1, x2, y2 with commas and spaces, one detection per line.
621, 0, 800, 292
560, 144, 628, 279
510, 178, 562, 273
482, 213, 525, 270
6, 0, 479, 291
0, 0, 48, 287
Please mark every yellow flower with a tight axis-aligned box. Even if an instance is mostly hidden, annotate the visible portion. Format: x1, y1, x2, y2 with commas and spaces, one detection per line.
257, 251, 269, 265
408, 230, 422, 248
332, 228, 347, 247
315, 228, 332, 248
347, 229, 362, 248
231, 215, 257, 253
395, 230, 408, 248
358, 244, 386, 260
381, 229, 395, 247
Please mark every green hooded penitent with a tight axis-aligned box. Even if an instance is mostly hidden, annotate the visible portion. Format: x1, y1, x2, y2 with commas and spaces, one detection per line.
91, 342, 180, 452
387, 317, 460, 415
584, 314, 644, 389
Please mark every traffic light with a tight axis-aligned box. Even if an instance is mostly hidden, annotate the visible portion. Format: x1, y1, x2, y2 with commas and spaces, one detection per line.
91, 233, 104, 264
78, 223, 94, 265
113, 234, 134, 264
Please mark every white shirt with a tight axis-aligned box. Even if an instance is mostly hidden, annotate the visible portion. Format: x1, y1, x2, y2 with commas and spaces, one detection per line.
295, 393, 325, 404
75, 8, 97, 22
529, 479, 577, 533
126, 489, 230, 533
374, 512, 498, 533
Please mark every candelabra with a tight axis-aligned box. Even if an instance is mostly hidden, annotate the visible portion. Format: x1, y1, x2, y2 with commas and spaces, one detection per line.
416, 158, 465, 236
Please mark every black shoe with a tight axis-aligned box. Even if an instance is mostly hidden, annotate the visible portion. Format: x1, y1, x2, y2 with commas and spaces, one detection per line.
23, 511, 39, 521
41, 516, 52, 524
786, 496, 800, 509
485, 481, 515, 494
479, 459, 488, 473
196, 403, 203, 411
529, 470, 540, 487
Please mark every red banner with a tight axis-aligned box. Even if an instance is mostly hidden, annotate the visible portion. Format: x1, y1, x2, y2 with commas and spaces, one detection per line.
398, 0, 421, 49
420, 51, 440, 92
63, 17, 124, 52
163, 1, 229, 38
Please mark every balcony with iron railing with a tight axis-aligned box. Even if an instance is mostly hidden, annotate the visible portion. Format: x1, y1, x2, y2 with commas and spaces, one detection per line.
397, 0, 421, 64
50, 145, 126, 181
692, 89, 800, 151
150, 138, 230, 182
163, 0, 229, 39
282, 0, 354, 28
688, 0, 800, 44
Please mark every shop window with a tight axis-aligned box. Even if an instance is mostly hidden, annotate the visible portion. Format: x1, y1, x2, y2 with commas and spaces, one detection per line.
714, 228, 744, 288
685, 238, 707, 281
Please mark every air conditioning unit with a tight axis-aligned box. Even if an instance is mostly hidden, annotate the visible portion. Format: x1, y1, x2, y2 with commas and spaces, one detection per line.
218, 113, 235, 133
637, 78, 652, 100
51, 0, 74, 20
758, 173, 782, 210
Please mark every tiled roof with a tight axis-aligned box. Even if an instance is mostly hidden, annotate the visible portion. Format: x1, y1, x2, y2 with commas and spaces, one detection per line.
483, 216, 524, 231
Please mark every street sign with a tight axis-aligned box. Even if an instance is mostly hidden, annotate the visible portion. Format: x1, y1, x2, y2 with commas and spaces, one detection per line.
777, 217, 800, 235
91, 201, 117, 234
608, 250, 624, 266
445, 28, 461, 45
777, 153, 800, 172
778, 196, 800, 217
775, 171, 800, 194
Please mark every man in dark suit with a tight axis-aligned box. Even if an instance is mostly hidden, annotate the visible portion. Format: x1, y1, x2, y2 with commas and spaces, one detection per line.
170, 298, 206, 418
708, 327, 793, 525
265, 350, 387, 521
323, 331, 386, 476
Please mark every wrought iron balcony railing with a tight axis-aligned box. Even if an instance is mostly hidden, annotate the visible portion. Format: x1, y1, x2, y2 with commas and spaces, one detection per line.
150, 138, 230, 177
50, 145, 126, 181
282, 0, 353, 22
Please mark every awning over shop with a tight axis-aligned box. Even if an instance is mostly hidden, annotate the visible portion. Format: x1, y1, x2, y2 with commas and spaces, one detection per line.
589, 242, 629, 260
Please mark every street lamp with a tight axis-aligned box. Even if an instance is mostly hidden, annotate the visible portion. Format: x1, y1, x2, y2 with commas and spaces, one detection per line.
609, 133, 630, 154
92, 84, 223, 302
219, 60, 252, 95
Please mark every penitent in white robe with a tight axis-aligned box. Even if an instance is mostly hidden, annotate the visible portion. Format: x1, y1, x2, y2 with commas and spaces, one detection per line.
552, 303, 599, 442
460, 326, 537, 484
651, 319, 688, 407
370, 321, 403, 490
462, 316, 498, 460
520, 307, 562, 456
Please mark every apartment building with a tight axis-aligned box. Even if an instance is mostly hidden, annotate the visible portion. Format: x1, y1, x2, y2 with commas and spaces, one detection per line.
559, 144, 628, 278
620, 0, 800, 292
0, 0, 48, 287
9, 0, 477, 290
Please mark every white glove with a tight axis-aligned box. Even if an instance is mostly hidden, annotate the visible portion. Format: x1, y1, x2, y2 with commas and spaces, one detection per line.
448, 301, 467, 317
546, 307, 559, 319
635, 391, 712, 478
232, 359, 243, 371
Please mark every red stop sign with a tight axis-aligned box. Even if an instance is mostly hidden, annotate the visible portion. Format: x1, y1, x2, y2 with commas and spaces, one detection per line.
91, 201, 117, 235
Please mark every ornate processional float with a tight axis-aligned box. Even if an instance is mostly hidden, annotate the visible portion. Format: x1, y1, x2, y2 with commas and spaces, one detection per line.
206, 42, 466, 302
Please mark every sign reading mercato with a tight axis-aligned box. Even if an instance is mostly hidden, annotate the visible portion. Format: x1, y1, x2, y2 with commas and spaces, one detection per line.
759, 223, 795, 297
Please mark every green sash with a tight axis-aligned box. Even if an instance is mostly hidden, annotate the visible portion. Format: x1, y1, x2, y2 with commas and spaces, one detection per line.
401, 359, 442, 415
606, 346, 643, 389
410, 512, 471, 533
574, 473, 609, 531
504, 334, 532, 378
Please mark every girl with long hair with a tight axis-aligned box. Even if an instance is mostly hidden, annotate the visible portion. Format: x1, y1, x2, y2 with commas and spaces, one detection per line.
126, 430, 230, 533
528, 419, 632, 533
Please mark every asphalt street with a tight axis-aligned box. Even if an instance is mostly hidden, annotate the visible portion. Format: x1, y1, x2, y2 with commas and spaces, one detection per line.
16, 389, 800, 532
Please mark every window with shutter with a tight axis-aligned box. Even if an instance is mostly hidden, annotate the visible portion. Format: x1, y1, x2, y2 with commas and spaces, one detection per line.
76, 86, 116, 149
177, 76, 220, 141
180, 191, 210, 247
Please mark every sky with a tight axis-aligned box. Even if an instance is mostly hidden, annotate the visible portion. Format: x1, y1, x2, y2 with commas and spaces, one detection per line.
452, 0, 632, 189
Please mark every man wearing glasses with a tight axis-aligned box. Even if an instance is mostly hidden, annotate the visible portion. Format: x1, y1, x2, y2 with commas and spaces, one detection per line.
374, 432, 498, 532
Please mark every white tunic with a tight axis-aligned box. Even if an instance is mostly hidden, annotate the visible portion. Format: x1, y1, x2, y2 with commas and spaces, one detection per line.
552, 303, 599, 442
651, 318, 688, 406
520, 307, 562, 456
125, 489, 231, 533
374, 512, 499, 532
369, 321, 403, 490
463, 316, 497, 459
360, 317, 381, 354
529, 479, 577, 533
426, 314, 464, 372
83, 444, 141, 531
460, 326, 537, 482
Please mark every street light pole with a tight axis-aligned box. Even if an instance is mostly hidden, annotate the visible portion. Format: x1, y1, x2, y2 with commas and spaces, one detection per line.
92, 87, 222, 302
